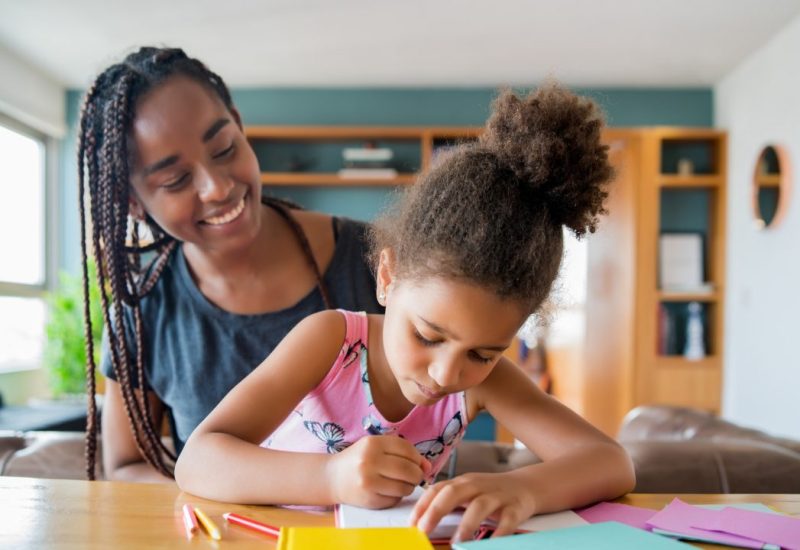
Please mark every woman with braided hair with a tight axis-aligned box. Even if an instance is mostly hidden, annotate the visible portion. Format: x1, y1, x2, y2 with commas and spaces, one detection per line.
78, 47, 382, 482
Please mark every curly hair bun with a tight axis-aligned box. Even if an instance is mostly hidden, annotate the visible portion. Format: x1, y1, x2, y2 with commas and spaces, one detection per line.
479, 83, 612, 237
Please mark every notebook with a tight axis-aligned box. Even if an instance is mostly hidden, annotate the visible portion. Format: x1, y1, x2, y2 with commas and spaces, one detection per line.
276, 526, 433, 549
451, 521, 696, 549
335, 486, 587, 543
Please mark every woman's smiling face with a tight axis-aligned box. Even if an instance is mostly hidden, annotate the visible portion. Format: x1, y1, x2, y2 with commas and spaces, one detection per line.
129, 76, 262, 254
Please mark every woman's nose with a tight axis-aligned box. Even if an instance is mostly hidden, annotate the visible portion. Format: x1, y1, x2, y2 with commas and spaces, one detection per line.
196, 166, 233, 203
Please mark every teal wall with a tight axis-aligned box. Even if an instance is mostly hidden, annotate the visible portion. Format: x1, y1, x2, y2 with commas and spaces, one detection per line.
60, 86, 712, 275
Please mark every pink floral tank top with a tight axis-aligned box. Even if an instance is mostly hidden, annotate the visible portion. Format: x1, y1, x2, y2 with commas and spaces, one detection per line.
263, 310, 468, 483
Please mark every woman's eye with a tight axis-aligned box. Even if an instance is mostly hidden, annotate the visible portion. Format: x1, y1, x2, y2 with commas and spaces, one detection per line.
213, 143, 235, 159
413, 330, 440, 347
163, 173, 189, 190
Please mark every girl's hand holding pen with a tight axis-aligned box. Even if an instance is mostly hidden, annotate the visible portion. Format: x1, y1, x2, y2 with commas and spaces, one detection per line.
326, 435, 431, 509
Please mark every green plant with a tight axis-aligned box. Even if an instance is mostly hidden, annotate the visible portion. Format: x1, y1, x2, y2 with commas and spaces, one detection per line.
44, 260, 103, 397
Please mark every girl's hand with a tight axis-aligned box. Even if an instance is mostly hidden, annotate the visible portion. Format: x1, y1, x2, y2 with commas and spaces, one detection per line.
327, 435, 431, 509
410, 471, 537, 542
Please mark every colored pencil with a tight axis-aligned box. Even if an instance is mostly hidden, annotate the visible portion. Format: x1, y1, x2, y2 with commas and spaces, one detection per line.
223, 512, 280, 539
181, 504, 199, 539
193, 506, 222, 541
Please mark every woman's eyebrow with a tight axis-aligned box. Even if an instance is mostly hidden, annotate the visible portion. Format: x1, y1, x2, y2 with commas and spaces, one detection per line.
202, 118, 230, 142
142, 118, 232, 175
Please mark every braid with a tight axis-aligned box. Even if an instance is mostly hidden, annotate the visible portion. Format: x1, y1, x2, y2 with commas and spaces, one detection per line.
78, 47, 237, 479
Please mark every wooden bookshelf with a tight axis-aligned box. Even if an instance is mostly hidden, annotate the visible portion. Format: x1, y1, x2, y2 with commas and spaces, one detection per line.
245, 125, 481, 186
576, 128, 727, 435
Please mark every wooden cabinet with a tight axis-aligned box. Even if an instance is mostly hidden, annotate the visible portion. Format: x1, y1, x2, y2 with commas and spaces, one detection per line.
245, 126, 480, 187
572, 128, 727, 435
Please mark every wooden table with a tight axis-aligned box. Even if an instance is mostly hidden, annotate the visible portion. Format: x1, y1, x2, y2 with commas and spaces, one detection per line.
1, 476, 798, 549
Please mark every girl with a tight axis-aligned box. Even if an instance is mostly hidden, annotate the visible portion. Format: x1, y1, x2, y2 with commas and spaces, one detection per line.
77, 47, 382, 482
175, 84, 636, 540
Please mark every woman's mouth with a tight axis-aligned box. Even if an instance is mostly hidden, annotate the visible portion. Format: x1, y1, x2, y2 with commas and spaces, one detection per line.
202, 195, 246, 226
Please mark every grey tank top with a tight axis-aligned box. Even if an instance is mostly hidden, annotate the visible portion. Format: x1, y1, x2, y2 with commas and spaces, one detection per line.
100, 216, 382, 453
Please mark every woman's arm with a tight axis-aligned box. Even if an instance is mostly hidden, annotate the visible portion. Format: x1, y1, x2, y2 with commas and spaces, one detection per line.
101, 380, 172, 483
413, 358, 636, 540
175, 310, 429, 507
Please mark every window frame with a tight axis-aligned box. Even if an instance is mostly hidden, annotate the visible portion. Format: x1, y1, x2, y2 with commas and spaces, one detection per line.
0, 112, 58, 372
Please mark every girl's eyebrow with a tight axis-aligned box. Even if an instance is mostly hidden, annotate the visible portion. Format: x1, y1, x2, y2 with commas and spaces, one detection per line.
142, 118, 231, 175
417, 316, 508, 352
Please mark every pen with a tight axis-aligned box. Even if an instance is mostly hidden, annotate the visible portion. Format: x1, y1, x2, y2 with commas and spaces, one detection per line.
193, 506, 222, 541
223, 512, 280, 539
182, 504, 199, 539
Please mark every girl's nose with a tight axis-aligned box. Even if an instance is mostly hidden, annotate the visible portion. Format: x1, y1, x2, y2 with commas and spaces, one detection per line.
428, 357, 460, 388
196, 166, 233, 203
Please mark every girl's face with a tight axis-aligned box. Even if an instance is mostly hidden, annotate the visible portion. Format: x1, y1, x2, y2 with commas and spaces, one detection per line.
129, 76, 262, 254
379, 265, 528, 407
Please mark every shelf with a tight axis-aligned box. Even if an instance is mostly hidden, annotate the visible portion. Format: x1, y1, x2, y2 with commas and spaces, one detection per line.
260, 172, 416, 186
657, 290, 720, 302
659, 175, 722, 188
655, 356, 720, 369
246, 126, 425, 140
756, 174, 781, 187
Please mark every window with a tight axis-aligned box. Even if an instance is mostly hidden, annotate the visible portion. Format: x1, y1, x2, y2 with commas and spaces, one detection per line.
0, 117, 51, 372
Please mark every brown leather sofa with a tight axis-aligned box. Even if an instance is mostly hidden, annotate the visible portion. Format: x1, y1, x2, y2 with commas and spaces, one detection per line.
3, 405, 800, 493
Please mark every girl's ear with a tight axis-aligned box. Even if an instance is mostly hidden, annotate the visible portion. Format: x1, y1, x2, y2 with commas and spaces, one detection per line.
376, 248, 396, 306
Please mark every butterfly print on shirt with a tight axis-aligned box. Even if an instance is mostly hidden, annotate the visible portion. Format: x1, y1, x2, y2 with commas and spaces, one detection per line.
341, 340, 365, 369
414, 411, 464, 460
303, 421, 352, 453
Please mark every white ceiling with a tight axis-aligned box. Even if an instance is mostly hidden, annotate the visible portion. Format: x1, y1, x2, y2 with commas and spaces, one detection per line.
1, 0, 800, 89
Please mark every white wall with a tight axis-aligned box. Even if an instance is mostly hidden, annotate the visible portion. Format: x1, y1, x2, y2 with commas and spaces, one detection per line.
0, 42, 64, 137
715, 14, 800, 439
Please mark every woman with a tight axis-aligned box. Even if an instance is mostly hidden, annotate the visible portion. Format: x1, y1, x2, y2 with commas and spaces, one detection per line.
78, 46, 381, 482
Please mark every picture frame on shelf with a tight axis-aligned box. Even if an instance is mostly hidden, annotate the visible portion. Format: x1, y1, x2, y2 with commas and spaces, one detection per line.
658, 232, 709, 293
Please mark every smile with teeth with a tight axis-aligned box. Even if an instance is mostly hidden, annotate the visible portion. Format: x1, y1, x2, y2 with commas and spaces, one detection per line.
203, 197, 246, 225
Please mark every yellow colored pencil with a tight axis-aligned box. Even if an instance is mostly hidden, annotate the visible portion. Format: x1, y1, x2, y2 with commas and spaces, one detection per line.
193, 506, 222, 541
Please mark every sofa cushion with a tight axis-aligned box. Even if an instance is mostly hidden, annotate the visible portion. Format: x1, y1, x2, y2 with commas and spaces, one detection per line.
0, 431, 103, 480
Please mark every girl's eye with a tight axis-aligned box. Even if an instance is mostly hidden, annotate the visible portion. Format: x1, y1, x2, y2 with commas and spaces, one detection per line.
413, 330, 440, 347
163, 173, 189, 190
468, 350, 494, 364
213, 143, 235, 159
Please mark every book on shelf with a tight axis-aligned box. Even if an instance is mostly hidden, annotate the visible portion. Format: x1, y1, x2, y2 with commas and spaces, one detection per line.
659, 233, 704, 291
337, 168, 399, 179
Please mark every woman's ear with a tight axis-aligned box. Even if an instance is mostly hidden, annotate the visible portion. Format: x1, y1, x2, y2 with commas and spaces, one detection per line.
376, 248, 396, 306
129, 195, 146, 221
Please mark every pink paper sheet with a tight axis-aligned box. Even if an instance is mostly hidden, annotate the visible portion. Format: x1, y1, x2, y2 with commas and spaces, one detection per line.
691, 506, 800, 550
575, 502, 657, 530
646, 498, 766, 549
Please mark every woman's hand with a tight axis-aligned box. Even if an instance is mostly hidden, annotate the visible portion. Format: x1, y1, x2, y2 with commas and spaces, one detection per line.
327, 435, 431, 509
410, 471, 537, 542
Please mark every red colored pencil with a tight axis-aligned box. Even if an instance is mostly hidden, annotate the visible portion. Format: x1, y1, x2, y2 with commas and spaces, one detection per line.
223, 512, 280, 539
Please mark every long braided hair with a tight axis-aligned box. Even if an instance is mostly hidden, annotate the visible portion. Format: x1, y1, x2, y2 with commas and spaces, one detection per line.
78, 47, 330, 479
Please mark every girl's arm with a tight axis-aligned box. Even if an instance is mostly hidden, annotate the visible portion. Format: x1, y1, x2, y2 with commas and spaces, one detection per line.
175, 310, 428, 507
412, 358, 636, 541
102, 380, 172, 483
